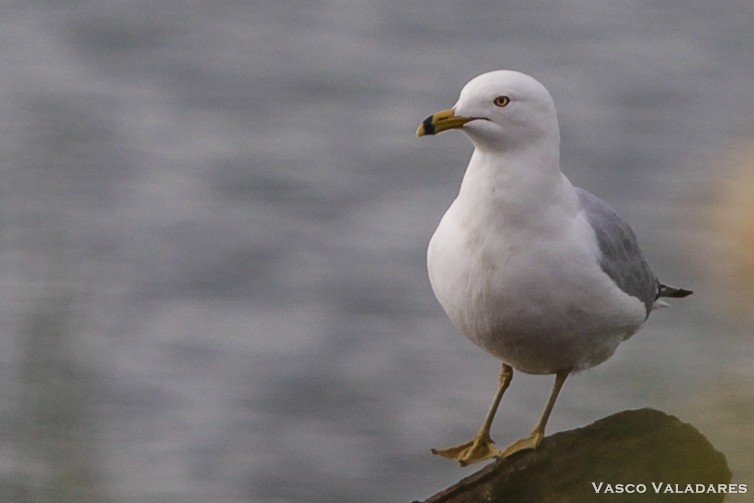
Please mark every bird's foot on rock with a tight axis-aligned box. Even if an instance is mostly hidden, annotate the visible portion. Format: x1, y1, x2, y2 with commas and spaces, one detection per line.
500, 430, 543, 458
432, 433, 501, 466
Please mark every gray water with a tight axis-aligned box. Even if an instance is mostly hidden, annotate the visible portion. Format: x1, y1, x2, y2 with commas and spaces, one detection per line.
2, 1, 753, 502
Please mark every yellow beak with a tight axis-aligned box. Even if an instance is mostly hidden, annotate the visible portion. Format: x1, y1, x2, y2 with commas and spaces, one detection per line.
416, 108, 475, 137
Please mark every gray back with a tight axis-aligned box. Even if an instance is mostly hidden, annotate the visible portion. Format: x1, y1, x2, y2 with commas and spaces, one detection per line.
576, 188, 658, 316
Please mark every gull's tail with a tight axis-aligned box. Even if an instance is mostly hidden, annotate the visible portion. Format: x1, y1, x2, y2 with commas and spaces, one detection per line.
651, 283, 693, 309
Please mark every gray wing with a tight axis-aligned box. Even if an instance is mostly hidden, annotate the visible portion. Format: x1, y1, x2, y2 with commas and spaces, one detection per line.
576, 188, 658, 316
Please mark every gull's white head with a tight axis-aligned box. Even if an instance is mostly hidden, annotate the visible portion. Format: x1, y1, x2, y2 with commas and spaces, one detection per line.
417, 70, 559, 153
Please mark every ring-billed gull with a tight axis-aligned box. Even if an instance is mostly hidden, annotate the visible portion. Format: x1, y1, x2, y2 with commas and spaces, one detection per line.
416, 70, 692, 466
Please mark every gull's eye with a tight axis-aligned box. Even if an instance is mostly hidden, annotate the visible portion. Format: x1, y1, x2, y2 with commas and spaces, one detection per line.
493, 96, 510, 107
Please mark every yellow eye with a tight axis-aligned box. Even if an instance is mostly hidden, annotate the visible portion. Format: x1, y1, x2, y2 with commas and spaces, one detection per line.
493, 96, 510, 107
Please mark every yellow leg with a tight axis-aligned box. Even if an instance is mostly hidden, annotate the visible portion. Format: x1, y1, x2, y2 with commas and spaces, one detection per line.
500, 369, 570, 457
432, 363, 513, 466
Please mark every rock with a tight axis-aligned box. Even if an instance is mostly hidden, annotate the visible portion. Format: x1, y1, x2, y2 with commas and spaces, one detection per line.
415, 409, 732, 503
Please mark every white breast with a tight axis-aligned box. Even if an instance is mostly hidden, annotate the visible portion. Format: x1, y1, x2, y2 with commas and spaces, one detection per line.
427, 185, 647, 374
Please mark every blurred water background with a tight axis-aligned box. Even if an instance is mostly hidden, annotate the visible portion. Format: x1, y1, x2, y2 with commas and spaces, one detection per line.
1, 1, 753, 502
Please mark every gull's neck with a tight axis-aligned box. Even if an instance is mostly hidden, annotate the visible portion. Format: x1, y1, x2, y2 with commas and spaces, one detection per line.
454, 141, 578, 232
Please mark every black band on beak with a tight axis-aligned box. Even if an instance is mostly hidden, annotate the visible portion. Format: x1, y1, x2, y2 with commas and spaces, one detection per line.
421, 115, 436, 135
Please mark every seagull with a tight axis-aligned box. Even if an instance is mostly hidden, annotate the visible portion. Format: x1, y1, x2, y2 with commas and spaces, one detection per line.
416, 70, 692, 466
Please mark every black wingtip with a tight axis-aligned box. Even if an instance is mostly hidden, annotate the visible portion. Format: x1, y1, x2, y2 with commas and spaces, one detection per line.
657, 284, 693, 299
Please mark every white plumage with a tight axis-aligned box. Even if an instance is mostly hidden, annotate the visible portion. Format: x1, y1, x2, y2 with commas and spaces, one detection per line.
417, 70, 691, 465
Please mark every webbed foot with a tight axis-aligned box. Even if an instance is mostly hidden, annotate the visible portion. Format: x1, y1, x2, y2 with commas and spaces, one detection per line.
500, 430, 543, 457
432, 432, 502, 466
